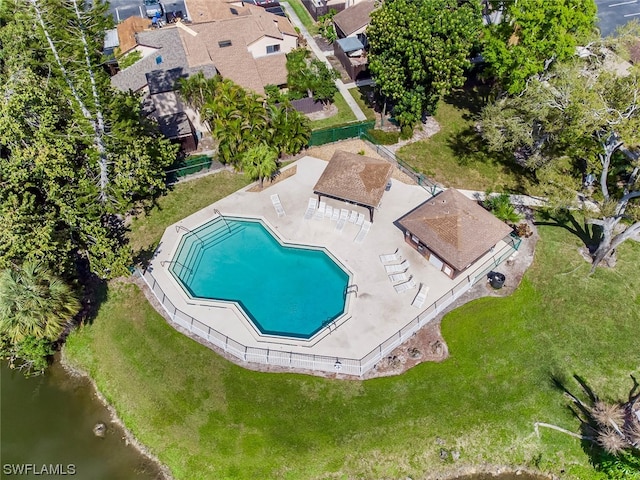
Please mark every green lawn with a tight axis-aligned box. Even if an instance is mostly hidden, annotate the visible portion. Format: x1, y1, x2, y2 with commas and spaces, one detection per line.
128, 171, 250, 253
65, 222, 640, 479
284, 0, 318, 35
397, 91, 536, 193
309, 92, 357, 130
348, 86, 377, 122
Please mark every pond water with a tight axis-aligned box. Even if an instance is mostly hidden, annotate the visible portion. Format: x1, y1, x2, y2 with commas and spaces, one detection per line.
1, 361, 163, 479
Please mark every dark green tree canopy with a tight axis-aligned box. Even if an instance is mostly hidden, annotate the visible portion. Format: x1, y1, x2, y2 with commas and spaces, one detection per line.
367, 0, 482, 127
482, 0, 597, 94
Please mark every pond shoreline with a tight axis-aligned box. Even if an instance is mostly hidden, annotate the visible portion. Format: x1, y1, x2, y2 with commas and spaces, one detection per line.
58, 351, 174, 480
58, 352, 556, 480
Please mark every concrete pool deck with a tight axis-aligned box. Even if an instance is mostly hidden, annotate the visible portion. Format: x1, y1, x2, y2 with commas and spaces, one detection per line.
145, 156, 515, 374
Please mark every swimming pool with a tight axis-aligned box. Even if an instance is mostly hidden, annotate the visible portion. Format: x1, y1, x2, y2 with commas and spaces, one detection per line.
169, 217, 350, 339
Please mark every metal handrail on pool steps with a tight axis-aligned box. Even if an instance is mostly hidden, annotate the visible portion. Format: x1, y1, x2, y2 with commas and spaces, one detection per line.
160, 260, 193, 275
175, 224, 204, 245
213, 209, 231, 233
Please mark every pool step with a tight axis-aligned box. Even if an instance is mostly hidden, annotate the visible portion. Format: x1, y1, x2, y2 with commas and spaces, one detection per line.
170, 219, 247, 283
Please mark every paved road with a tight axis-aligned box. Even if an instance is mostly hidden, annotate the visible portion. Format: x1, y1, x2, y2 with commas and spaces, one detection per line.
596, 0, 640, 37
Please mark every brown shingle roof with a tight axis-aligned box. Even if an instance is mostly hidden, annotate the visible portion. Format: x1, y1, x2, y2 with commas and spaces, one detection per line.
333, 1, 374, 37
313, 150, 393, 208
398, 189, 513, 271
178, 9, 295, 93
117, 16, 151, 54
185, 0, 253, 23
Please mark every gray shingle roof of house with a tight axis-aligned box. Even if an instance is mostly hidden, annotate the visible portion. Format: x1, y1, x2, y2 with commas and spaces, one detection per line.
111, 28, 217, 93
146, 67, 189, 95
156, 112, 193, 139
333, 1, 375, 37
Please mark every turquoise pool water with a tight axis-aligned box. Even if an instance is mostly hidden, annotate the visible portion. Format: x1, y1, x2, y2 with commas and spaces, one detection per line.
169, 217, 350, 339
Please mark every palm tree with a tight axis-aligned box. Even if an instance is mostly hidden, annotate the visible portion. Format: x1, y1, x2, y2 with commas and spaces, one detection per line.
0, 262, 80, 343
241, 144, 279, 188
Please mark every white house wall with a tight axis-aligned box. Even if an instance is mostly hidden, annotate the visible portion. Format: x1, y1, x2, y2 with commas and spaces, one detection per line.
248, 34, 297, 58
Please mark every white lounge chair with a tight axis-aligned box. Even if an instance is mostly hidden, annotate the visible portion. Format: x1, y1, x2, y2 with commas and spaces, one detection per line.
331, 208, 339, 222
355, 213, 365, 226
270, 194, 285, 217
385, 259, 410, 274
335, 209, 349, 232
394, 277, 417, 293
379, 248, 401, 264
325, 205, 333, 219
388, 271, 409, 283
303, 197, 317, 220
412, 283, 430, 308
348, 210, 358, 223
315, 201, 326, 220
354, 220, 371, 243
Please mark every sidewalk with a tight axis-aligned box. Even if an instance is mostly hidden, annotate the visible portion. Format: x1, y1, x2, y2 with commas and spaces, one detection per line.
281, 2, 367, 121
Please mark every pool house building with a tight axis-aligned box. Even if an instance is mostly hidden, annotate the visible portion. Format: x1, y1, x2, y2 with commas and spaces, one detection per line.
397, 188, 513, 279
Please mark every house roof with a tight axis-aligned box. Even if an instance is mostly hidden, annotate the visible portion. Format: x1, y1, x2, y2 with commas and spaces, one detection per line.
178, 8, 295, 93
116, 16, 151, 54
156, 112, 193, 139
146, 67, 189, 94
397, 189, 513, 271
313, 150, 394, 208
333, 1, 374, 37
104, 28, 119, 50
111, 28, 217, 93
185, 0, 257, 23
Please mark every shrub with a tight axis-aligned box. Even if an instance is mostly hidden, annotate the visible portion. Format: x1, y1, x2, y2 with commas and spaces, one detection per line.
367, 129, 400, 145
400, 125, 414, 140
484, 192, 522, 224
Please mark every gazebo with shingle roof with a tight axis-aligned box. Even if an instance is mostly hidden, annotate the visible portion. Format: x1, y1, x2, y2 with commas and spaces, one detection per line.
397, 188, 513, 278
313, 150, 394, 222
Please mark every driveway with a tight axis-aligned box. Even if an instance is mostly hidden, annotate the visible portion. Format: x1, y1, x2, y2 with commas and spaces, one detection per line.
596, 0, 640, 37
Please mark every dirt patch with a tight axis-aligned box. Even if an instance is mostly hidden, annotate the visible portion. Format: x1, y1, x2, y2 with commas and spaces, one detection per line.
386, 116, 441, 153
305, 103, 338, 121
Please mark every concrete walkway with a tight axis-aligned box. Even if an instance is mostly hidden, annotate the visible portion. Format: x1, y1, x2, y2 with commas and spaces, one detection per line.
281, 2, 367, 121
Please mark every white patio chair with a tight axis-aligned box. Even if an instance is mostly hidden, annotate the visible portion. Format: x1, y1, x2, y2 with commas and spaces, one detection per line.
388, 271, 409, 283
354, 220, 371, 243
325, 205, 333, 219
270, 194, 285, 217
355, 213, 365, 226
348, 210, 358, 223
394, 276, 417, 293
385, 259, 410, 274
303, 197, 317, 220
314, 201, 326, 220
335, 209, 349, 232
412, 283, 430, 308
379, 248, 401, 263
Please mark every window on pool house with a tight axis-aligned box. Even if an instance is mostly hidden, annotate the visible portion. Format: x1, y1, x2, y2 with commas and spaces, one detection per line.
266, 44, 280, 54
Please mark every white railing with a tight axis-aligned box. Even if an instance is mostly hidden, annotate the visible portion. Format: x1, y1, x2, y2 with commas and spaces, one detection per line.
137, 235, 517, 377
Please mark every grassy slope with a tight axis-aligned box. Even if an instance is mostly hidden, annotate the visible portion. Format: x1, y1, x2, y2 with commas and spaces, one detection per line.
65, 225, 640, 480
348, 86, 377, 122
397, 96, 535, 193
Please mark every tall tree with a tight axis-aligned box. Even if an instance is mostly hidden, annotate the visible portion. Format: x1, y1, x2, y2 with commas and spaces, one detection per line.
481, 56, 640, 271
482, 0, 596, 94
367, 0, 482, 128
285, 48, 338, 103
0, 262, 80, 343
241, 144, 279, 188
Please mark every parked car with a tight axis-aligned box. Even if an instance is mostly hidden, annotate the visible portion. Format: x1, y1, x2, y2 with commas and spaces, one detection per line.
143, 0, 163, 18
